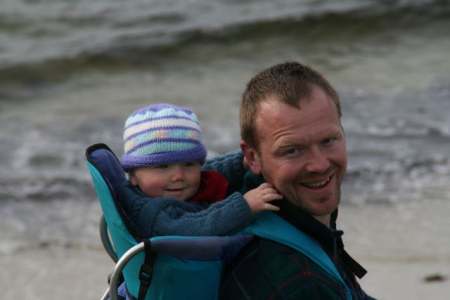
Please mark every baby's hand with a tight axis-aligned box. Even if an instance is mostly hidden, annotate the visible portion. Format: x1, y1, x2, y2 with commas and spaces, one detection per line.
244, 183, 283, 213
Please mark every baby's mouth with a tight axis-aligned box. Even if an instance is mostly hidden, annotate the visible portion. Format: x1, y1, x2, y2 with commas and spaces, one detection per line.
166, 187, 185, 192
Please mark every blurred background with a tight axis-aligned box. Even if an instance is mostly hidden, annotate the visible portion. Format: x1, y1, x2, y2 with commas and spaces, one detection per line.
0, 0, 449, 299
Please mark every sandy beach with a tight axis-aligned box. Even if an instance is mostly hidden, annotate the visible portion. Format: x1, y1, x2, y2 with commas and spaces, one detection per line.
1, 243, 449, 300
2, 184, 449, 300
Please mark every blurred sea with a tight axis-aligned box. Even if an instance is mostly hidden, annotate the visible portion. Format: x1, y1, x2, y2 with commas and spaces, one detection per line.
0, 0, 449, 297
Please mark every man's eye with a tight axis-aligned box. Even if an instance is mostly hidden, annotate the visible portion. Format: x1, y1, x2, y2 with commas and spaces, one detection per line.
322, 137, 337, 146
183, 162, 196, 167
282, 148, 301, 157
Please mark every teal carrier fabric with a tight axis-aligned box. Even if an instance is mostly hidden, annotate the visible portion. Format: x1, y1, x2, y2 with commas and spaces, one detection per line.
86, 143, 351, 300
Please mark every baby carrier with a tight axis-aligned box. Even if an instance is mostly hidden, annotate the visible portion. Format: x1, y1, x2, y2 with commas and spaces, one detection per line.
86, 143, 352, 300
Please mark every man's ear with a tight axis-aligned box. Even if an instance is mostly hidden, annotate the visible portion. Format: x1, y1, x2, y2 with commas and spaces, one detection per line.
240, 140, 262, 174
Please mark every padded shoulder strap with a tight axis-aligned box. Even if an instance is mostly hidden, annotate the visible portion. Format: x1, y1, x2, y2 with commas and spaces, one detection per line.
244, 212, 352, 300
86, 143, 142, 239
86, 143, 127, 194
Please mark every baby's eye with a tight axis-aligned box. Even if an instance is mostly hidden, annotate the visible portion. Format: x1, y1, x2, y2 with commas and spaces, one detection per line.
154, 164, 169, 169
183, 162, 199, 167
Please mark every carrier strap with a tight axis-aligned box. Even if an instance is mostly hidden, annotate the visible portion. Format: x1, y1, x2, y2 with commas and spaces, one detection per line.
244, 212, 353, 300
138, 240, 156, 300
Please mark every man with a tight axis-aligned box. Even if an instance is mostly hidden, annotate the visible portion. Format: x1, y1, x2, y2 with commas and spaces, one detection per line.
212, 62, 375, 299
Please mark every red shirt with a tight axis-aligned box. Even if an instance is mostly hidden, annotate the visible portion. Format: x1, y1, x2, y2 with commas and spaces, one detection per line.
189, 171, 229, 203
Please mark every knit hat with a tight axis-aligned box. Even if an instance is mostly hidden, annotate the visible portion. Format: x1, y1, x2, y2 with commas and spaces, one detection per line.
121, 103, 207, 171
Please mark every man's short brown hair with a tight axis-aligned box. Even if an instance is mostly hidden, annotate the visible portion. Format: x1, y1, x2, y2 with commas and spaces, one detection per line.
240, 61, 341, 148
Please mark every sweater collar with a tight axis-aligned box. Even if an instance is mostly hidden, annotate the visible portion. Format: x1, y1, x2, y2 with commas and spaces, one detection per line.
276, 199, 339, 256
276, 199, 367, 279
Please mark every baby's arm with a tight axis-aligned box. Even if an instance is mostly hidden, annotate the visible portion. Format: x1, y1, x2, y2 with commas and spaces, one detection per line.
153, 192, 251, 236
122, 186, 280, 238
153, 183, 281, 236
120, 181, 251, 238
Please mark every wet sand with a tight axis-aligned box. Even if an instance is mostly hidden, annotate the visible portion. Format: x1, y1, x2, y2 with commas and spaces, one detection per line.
363, 259, 449, 299
2, 243, 449, 300
340, 198, 450, 300
0, 245, 112, 300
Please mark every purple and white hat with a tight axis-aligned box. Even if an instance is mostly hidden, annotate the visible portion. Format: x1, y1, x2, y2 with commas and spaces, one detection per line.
121, 103, 207, 171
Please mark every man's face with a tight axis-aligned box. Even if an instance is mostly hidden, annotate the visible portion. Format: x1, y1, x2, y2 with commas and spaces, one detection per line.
242, 87, 347, 224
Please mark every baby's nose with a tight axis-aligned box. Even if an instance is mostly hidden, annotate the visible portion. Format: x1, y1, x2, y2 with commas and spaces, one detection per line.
170, 165, 185, 180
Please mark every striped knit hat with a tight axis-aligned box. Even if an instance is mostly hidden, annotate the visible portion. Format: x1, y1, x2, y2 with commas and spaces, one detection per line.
121, 103, 207, 171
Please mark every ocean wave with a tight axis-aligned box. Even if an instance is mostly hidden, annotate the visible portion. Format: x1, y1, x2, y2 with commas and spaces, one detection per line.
0, 175, 96, 202
344, 154, 450, 204
348, 122, 450, 139
1, 0, 449, 90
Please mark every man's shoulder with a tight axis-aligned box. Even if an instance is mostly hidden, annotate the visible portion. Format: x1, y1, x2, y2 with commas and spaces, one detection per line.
236, 238, 340, 280
220, 238, 346, 300
203, 150, 243, 170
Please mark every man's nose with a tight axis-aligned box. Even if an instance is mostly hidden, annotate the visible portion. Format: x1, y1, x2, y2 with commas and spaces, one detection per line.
304, 147, 330, 173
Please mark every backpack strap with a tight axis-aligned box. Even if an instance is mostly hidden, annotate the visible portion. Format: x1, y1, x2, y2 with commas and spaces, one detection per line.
137, 239, 157, 300
243, 212, 352, 300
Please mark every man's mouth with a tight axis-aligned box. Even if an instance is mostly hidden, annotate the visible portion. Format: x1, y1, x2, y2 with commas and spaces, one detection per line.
300, 174, 333, 190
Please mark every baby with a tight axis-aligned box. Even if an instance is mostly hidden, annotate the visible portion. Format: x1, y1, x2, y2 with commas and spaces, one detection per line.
120, 103, 281, 238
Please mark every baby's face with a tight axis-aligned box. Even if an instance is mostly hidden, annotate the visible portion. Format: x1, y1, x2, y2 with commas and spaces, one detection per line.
130, 162, 201, 201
